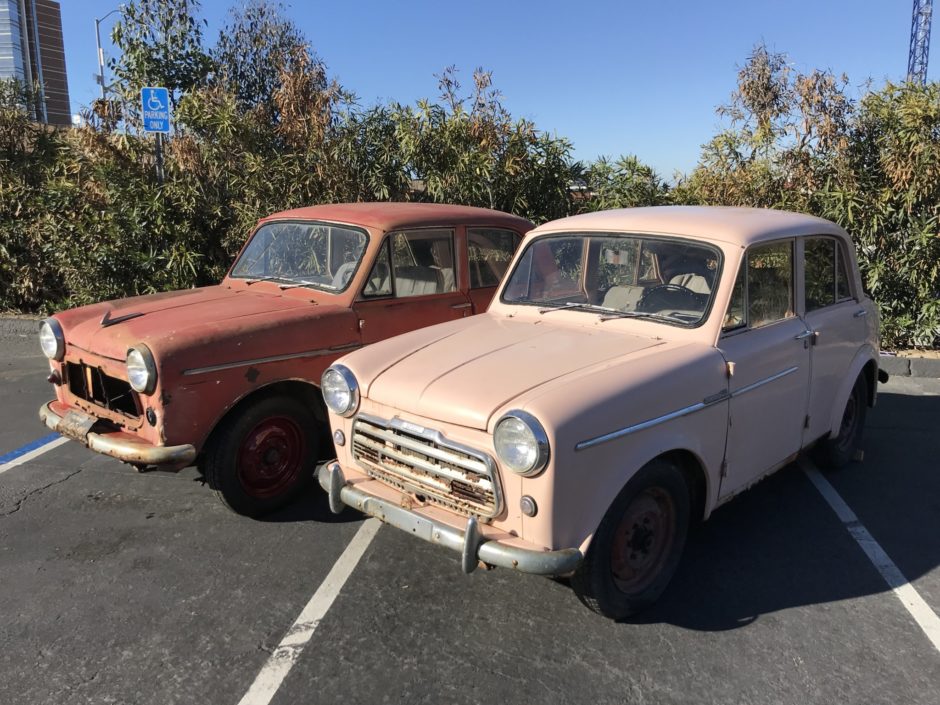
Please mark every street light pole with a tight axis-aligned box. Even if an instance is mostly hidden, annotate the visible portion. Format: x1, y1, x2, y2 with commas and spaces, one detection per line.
94, 8, 122, 100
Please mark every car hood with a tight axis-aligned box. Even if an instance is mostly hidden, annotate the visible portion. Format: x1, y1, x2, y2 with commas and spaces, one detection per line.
360, 315, 667, 430
56, 285, 336, 361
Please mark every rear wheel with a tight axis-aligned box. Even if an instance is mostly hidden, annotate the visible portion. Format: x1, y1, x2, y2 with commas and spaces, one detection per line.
814, 375, 868, 470
204, 395, 319, 517
572, 459, 690, 620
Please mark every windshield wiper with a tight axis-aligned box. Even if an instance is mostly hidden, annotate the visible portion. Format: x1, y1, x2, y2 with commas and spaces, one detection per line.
597, 310, 686, 323
242, 275, 290, 285
277, 279, 321, 290
537, 302, 616, 315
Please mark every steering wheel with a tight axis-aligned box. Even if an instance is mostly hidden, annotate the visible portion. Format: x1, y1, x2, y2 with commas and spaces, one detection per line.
637, 283, 699, 312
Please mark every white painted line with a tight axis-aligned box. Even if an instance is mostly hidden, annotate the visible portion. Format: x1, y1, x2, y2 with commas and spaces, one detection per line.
0, 437, 69, 474
237, 518, 382, 705
802, 460, 940, 653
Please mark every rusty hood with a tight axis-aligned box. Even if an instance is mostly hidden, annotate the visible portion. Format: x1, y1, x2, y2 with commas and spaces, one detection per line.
355, 314, 666, 430
54, 285, 351, 362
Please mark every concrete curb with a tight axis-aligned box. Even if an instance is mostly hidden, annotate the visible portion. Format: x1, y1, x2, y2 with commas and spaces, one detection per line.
879, 355, 940, 379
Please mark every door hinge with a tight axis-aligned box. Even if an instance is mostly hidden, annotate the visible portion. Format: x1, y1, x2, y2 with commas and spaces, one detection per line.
720, 460, 729, 478
804, 414, 810, 429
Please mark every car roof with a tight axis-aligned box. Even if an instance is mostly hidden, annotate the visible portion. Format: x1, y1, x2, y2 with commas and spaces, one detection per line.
530, 206, 847, 247
259, 202, 533, 232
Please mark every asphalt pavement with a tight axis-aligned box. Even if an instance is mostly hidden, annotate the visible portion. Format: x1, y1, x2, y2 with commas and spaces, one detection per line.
1, 325, 938, 705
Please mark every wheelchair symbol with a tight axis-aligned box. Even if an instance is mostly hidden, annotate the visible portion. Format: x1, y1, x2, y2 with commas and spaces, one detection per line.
147, 90, 164, 111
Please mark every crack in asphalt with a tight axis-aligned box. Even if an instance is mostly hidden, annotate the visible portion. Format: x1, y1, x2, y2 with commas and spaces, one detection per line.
0, 467, 84, 517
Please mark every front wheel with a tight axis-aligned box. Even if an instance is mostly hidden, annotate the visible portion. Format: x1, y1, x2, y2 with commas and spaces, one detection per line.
572, 459, 690, 620
203, 395, 320, 517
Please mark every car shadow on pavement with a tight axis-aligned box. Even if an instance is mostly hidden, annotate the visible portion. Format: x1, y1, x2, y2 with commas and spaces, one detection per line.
630, 390, 940, 631
258, 475, 363, 525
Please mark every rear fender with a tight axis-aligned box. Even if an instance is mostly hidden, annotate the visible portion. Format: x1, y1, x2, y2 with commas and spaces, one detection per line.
826, 345, 877, 438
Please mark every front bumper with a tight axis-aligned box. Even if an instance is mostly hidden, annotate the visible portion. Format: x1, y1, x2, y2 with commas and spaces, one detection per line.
40, 400, 196, 467
318, 462, 583, 575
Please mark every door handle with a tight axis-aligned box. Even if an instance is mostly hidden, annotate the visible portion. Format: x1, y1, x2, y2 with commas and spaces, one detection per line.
450, 302, 472, 310
794, 330, 815, 340
853, 309, 868, 318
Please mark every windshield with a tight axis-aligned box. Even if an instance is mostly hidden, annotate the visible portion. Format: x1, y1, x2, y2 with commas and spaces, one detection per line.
501, 233, 722, 326
229, 221, 369, 292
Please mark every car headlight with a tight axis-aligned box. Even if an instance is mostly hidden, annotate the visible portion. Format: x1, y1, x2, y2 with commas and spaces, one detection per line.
126, 345, 157, 394
494, 410, 550, 477
39, 318, 64, 360
322, 364, 359, 417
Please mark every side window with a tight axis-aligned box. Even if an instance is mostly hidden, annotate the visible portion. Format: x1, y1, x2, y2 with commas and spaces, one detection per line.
467, 228, 520, 288
747, 240, 793, 328
362, 239, 392, 297
390, 229, 456, 298
835, 241, 852, 301
804, 238, 836, 311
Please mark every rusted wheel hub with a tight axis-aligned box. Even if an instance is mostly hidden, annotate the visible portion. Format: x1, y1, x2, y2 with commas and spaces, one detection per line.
610, 487, 677, 594
236, 416, 305, 499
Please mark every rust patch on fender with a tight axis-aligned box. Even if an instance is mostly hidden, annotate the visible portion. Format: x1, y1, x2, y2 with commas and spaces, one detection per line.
245, 367, 260, 383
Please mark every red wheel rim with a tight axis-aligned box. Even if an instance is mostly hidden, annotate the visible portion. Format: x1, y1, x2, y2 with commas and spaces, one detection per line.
236, 416, 306, 499
610, 487, 677, 594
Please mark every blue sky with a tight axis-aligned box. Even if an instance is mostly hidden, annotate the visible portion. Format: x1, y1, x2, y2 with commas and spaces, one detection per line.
60, 0, 931, 176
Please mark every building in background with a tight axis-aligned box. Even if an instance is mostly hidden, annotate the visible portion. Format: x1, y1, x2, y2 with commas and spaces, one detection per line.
0, 0, 71, 126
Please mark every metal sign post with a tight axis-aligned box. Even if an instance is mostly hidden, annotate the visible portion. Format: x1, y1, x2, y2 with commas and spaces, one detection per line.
141, 87, 171, 184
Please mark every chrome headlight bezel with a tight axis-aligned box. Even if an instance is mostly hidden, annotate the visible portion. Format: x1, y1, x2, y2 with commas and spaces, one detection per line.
321, 364, 360, 418
126, 345, 157, 394
39, 318, 65, 361
494, 409, 550, 477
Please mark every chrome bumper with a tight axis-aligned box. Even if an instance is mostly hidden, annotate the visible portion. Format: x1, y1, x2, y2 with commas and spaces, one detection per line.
39, 401, 196, 467
318, 462, 583, 576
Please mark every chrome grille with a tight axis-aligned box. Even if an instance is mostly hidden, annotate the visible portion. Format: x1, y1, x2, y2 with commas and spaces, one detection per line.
352, 414, 502, 519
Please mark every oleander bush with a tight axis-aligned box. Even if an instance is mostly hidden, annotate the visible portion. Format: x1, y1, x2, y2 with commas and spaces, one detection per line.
675, 45, 940, 348
0, 2, 937, 349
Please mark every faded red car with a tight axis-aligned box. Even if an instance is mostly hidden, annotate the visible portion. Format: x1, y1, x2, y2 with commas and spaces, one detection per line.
38, 203, 531, 516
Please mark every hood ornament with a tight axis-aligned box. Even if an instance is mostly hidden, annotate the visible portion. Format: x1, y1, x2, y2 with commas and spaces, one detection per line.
100, 310, 145, 327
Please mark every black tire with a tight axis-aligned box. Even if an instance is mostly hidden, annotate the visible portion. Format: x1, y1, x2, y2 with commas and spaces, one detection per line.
814, 375, 868, 470
572, 459, 691, 620
203, 395, 320, 517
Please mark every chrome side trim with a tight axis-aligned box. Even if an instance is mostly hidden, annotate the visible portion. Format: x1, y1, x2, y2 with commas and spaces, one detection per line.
182, 343, 361, 376
575, 388, 732, 452
575, 367, 799, 452
575, 402, 706, 451
730, 365, 799, 398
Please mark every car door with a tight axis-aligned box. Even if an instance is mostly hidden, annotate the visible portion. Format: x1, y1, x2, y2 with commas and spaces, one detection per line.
466, 227, 524, 313
353, 228, 473, 345
800, 236, 868, 444
717, 239, 812, 499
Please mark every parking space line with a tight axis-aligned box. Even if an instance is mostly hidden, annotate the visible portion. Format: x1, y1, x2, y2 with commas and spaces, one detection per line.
802, 461, 940, 654
0, 434, 69, 473
237, 518, 382, 705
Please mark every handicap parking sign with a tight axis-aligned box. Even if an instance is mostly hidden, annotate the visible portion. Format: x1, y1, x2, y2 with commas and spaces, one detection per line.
141, 87, 171, 133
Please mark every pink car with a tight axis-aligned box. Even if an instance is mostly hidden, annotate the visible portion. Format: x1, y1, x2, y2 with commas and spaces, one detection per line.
317, 206, 887, 619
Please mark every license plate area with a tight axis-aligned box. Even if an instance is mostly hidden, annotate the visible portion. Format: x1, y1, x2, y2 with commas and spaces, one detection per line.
397, 510, 434, 542
59, 409, 98, 441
